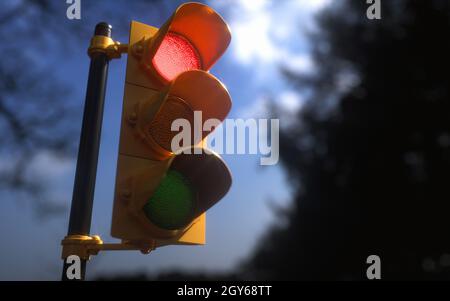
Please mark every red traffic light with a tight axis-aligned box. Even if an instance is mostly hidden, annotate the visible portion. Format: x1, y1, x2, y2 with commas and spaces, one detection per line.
152, 32, 202, 82
135, 2, 231, 83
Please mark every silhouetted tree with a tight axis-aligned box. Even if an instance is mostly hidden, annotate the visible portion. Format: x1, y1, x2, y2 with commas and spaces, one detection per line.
96, 271, 239, 281
0, 0, 169, 218
244, 0, 450, 280
0, 1, 81, 217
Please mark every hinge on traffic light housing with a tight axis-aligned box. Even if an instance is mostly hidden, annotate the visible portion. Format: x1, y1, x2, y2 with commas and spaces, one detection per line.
61, 235, 155, 260
88, 35, 128, 60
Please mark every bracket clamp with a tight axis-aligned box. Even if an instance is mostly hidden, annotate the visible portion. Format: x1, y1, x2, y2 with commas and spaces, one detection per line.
61, 235, 155, 260
88, 35, 128, 60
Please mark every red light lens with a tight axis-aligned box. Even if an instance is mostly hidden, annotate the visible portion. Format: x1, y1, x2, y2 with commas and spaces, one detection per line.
152, 32, 201, 82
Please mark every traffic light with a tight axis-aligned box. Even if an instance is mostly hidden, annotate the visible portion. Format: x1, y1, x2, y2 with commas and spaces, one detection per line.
132, 2, 231, 85
111, 2, 232, 248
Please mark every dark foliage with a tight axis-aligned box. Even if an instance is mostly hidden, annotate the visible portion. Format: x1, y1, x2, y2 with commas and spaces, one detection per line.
244, 0, 450, 280
0, 0, 169, 218
96, 271, 240, 281
0, 1, 82, 217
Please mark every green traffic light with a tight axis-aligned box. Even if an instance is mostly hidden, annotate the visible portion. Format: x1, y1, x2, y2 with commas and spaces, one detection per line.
143, 170, 195, 230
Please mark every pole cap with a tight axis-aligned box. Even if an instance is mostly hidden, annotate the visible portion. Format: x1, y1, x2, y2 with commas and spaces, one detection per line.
95, 22, 112, 38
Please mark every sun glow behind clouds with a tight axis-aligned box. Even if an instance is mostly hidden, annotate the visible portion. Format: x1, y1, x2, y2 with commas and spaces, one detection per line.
231, 0, 276, 64
217, 0, 330, 116
227, 0, 330, 70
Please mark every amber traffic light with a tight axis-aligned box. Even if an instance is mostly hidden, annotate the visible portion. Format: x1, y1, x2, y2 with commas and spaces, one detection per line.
132, 70, 231, 160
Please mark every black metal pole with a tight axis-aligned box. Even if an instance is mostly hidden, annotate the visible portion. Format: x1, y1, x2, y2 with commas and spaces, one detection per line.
62, 22, 112, 281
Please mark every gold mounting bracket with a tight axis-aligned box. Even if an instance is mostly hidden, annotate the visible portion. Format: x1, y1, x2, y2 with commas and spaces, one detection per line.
61, 235, 155, 260
88, 35, 128, 60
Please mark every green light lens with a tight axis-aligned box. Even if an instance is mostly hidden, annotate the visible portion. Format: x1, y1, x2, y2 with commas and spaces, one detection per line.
143, 170, 194, 230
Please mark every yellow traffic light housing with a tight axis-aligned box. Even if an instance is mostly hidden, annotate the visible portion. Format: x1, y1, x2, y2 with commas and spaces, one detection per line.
110, 3, 232, 248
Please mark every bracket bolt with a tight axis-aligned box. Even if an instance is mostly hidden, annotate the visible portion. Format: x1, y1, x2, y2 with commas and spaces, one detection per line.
133, 43, 144, 55
121, 189, 131, 199
128, 112, 137, 124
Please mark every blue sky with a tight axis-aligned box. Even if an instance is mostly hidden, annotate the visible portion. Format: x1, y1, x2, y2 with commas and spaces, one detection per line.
0, 0, 329, 280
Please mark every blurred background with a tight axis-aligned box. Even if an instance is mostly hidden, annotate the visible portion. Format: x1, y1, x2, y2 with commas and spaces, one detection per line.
0, 0, 449, 280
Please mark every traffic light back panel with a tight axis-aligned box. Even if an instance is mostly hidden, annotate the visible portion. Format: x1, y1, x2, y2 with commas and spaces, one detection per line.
111, 21, 206, 247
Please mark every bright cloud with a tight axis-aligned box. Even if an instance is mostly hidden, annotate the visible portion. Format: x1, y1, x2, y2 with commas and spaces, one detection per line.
286, 54, 315, 73
230, 0, 275, 64
236, 0, 270, 13
297, 0, 332, 10
237, 95, 270, 119
28, 151, 74, 179
279, 90, 305, 112
237, 90, 304, 119
226, 0, 330, 68
211, 0, 329, 118
232, 10, 276, 64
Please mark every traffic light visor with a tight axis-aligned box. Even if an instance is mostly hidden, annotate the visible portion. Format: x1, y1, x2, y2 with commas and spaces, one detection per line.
170, 147, 232, 216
